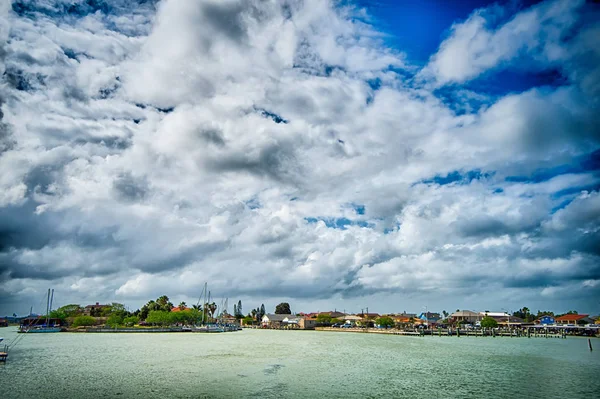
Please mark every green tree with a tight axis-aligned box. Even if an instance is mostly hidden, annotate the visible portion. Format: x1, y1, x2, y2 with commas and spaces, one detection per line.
480, 317, 498, 328
442, 310, 448, 318
123, 315, 139, 327
260, 304, 266, 319
536, 310, 554, 318
49, 309, 68, 321
146, 310, 171, 326
72, 315, 96, 327
156, 295, 174, 312
54, 304, 83, 318
235, 300, 243, 320
275, 302, 291, 314
242, 316, 253, 325
376, 316, 395, 328
316, 314, 332, 325
178, 301, 187, 310
107, 313, 124, 328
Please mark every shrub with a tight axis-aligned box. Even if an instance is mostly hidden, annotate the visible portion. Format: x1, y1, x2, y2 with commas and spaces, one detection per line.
72, 315, 96, 327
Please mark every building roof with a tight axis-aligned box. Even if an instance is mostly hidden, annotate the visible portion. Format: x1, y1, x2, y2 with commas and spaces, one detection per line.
451, 310, 479, 317
171, 306, 189, 312
359, 313, 380, 318
479, 312, 509, 317
555, 314, 589, 321
263, 314, 293, 322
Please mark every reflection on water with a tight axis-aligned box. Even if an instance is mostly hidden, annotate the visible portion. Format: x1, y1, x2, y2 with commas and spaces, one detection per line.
0, 327, 598, 398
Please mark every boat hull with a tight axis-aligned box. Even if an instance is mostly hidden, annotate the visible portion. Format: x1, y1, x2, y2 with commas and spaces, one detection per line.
20, 327, 62, 333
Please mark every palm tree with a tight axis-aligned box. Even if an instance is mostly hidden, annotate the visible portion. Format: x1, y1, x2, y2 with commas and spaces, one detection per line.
208, 302, 217, 318
178, 301, 187, 310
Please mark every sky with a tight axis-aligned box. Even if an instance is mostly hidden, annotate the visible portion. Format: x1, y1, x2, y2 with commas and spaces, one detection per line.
1, 0, 599, 317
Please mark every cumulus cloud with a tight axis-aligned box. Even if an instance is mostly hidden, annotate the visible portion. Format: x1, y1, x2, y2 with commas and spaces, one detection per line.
0, 0, 599, 315
423, 0, 586, 85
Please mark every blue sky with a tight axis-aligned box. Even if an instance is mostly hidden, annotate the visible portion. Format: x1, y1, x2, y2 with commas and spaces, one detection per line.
0, 0, 599, 316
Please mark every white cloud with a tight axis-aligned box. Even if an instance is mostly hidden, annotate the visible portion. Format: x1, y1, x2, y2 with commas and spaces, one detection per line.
0, 0, 599, 315
423, 0, 585, 85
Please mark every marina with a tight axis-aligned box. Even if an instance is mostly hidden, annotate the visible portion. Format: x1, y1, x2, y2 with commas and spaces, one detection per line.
0, 327, 598, 398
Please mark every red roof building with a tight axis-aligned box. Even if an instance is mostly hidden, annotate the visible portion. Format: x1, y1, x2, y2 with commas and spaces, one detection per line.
554, 314, 589, 325
171, 306, 189, 312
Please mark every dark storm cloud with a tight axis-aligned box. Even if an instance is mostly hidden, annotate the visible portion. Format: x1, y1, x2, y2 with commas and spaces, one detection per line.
198, 128, 226, 147
201, 1, 247, 44
205, 141, 302, 183
113, 173, 149, 201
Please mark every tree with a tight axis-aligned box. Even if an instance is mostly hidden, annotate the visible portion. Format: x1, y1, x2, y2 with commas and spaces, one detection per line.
157, 295, 174, 312
236, 300, 243, 320
480, 317, 498, 328
442, 310, 448, 318
275, 302, 291, 314
376, 316, 395, 328
146, 310, 171, 326
72, 315, 96, 327
107, 313, 124, 328
536, 310, 554, 318
207, 302, 217, 318
316, 314, 332, 325
123, 316, 139, 327
178, 301, 187, 310
260, 304, 266, 319
55, 304, 83, 318
242, 316, 253, 326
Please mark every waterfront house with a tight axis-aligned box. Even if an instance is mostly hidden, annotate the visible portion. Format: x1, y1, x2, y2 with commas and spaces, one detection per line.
342, 315, 362, 326
0, 318, 8, 327
450, 310, 481, 323
171, 306, 189, 312
419, 312, 441, 324
83, 302, 111, 317
317, 311, 346, 319
299, 317, 316, 330
492, 315, 524, 326
262, 314, 293, 328
555, 314, 591, 325
535, 315, 555, 325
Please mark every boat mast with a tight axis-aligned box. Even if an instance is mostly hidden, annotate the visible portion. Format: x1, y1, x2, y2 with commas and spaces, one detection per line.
49, 289, 54, 326
45, 288, 50, 327
203, 282, 207, 325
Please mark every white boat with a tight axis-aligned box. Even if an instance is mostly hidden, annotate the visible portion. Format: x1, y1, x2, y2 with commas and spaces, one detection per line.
194, 325, 225, 333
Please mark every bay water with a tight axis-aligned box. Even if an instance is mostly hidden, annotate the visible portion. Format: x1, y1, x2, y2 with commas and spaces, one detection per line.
0, 327, 598, 398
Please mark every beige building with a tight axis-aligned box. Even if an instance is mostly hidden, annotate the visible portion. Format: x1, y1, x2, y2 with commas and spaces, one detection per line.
450, 310, 482, 323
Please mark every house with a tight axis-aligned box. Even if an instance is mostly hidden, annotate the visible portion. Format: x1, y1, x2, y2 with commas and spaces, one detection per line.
171, 306, 189, 312
450, 310, 481, 323
419, 312, 441, 324
493, 315, 524, 326
318, 311, 346, 319
555, 314, 591, 325
342, 315, 363, 325
300, 318, 316, 330
220, 313, 238, 325
535, 315, 555, 325
83, 302, 111, 317
262, 314, 293, 328
479, 312, 509, 318
0, 318, 8, 327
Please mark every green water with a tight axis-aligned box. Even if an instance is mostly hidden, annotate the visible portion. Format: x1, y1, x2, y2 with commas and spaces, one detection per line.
0, 327, 598, 398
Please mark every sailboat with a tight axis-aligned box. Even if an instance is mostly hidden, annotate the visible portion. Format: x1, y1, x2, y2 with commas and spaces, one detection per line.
20, 289, 62, 333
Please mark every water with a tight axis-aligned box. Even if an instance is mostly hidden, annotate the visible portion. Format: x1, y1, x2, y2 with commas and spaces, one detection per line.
1, 327, 598, 398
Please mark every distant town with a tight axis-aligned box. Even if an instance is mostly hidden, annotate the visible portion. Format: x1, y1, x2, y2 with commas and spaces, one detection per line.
1, 294, 599, 337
